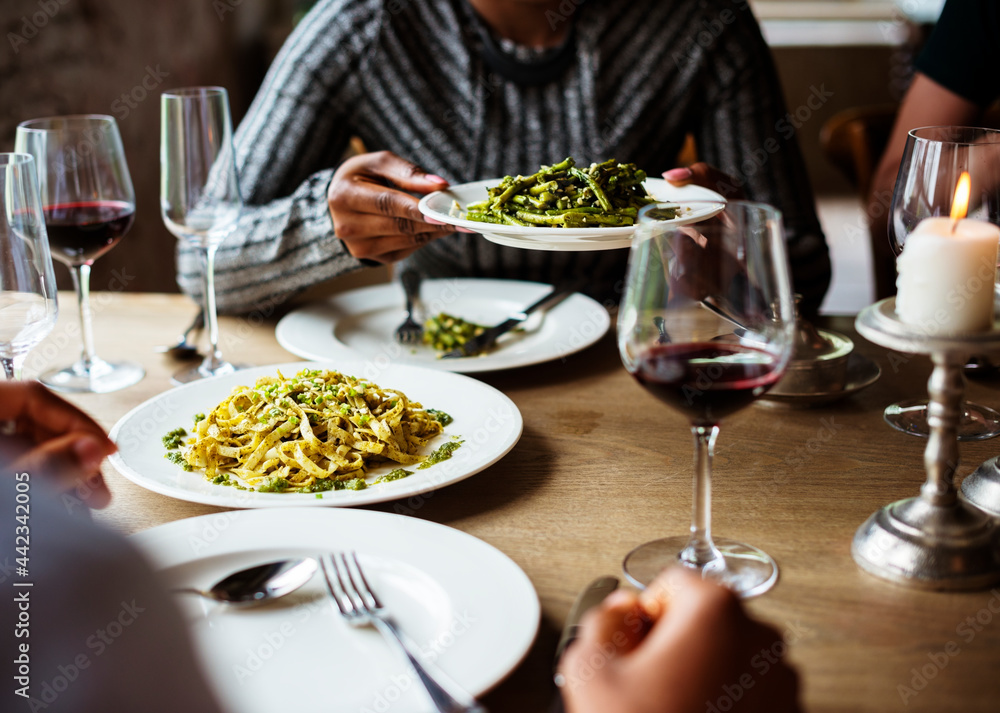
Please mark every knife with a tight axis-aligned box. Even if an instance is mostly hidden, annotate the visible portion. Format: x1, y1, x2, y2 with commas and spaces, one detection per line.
440, 288, 575, 358
549, 575, 619, 712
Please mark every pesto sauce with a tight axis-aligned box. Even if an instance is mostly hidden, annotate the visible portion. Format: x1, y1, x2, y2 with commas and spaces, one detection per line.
211, 474, 250, 490
165, 451, 192, 471
417, 440, 463, 469
162, 427, 187, 450
257, 476, 291, 493
373, 468, 412, 484
426, 409, 453, 426
304, 477, 368, 493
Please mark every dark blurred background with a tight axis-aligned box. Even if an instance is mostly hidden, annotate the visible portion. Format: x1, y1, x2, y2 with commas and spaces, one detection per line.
1, 0, 942, 310
1, 0, 309, 294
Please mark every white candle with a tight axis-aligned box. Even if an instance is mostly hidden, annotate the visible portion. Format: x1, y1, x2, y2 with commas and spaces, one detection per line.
895, 216, 999, 334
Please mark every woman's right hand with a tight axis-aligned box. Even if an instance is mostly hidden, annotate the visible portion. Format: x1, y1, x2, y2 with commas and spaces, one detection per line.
327, 151, 458, 264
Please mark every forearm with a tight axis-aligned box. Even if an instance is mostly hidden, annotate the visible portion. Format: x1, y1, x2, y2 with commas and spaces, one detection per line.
866, 73, 982, 297
176, 169, 364, 315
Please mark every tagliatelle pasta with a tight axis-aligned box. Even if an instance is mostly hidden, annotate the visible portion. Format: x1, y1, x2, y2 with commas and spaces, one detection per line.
179, 368, 449, 493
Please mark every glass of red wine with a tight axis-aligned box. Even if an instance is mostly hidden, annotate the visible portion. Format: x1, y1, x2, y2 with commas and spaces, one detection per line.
15, 115, 144, 392
617, 200, 796, 597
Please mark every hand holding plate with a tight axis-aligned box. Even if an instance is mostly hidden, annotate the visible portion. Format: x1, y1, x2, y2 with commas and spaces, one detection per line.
327, 150, 456, 263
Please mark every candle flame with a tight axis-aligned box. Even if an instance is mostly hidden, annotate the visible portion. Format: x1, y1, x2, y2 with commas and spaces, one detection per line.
951, 171, 971, 221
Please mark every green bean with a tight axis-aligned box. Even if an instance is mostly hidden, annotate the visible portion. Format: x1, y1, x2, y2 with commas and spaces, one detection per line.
423, 313, 487, 353
464, 157, 667, 228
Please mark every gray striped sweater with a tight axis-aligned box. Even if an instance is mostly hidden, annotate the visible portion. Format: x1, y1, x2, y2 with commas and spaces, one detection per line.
177, 0, 831, 314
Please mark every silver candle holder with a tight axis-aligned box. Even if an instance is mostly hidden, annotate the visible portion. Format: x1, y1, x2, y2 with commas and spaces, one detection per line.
963, 455, 1000, 517
853, 298, 1000, 590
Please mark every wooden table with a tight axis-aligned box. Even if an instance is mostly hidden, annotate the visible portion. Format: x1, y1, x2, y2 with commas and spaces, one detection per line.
37, 292, 1000, 713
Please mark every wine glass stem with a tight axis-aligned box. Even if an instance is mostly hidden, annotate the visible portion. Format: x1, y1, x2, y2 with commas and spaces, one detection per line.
70, 263, 98, 370
199, 243, 224, 371
683, 424, 724, 568
2, 356, 21, 380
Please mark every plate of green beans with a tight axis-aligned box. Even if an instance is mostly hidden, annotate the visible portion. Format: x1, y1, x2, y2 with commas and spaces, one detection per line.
418, 158, 725, 251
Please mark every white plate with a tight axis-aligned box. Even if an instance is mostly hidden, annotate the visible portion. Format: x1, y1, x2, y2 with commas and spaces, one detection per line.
418, 178, 725, 247
130, 508, 539, 713
478, 229, 633, 251
108, 360, 522, 508
275, 278, 611, 373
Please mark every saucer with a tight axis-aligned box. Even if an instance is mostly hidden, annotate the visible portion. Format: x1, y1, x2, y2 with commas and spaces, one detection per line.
758, 353, 881, 408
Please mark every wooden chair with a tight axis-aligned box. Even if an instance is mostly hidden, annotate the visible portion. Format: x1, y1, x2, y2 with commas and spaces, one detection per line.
819, 104, 900, 299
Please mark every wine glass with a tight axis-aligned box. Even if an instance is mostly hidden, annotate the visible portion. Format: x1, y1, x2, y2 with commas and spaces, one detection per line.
15, 115, 144, 393
0, 153, 58, 380
887, 125, 1000, 440
160, 86, 246, 384
617, 201, 796, 597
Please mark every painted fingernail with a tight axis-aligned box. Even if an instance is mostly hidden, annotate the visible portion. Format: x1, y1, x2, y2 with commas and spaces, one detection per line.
663, 167, 693, 181
426, 174, 449, 185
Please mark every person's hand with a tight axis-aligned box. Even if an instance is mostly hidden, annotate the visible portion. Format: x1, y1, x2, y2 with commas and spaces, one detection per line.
0, 381, 115, 508
327, 151, 462, 264
558, 567, 802, 713
664, 162, 747, 199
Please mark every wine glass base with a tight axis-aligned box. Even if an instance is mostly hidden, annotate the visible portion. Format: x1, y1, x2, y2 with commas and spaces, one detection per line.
622, 536, 778, 599
883, 398, 1000, 441
171, 360, 250, 385
41, 359, 144, 394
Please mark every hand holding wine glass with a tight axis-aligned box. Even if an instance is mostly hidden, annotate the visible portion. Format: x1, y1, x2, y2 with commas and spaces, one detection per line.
0, 153, 58, 380
617, 201, 796, 597
160, 86, 246, 384
15, 115, 144, 393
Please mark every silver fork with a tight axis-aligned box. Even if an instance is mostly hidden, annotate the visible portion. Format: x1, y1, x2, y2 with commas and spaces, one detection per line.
394, 269, 424, 344
320, 553, 486, 713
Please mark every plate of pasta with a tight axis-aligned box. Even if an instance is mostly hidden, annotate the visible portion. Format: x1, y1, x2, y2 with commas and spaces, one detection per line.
108, 361, 522, 508
131, 508, 539, 713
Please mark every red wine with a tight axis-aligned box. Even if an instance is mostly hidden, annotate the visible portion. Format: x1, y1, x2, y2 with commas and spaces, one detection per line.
43, 201, 135, 266
631, 343, 784, 426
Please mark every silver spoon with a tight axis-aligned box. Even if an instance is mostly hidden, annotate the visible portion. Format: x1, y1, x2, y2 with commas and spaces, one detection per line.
172, 557, 319, 605
155, 311, 205, 359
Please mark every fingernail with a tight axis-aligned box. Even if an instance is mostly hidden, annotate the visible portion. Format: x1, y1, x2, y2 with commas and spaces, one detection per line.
426, 174, 449, 186
73, 437, 104, 470
663, 167, 692, 181
425, 216, 447, 225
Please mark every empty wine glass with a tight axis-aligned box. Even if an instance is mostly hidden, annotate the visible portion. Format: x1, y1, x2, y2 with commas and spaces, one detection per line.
618, 201, 796, 597
15, 115, 144, 393
0, 153, 58, 380
161, 86, 246, 384
887, 125, 1000, 440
